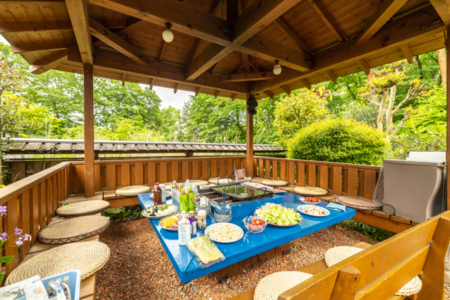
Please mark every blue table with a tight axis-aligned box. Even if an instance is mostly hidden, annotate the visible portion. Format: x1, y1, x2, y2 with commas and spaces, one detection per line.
137, 192, 355, 283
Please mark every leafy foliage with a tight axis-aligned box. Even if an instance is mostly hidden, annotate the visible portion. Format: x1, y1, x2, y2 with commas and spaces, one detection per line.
339, 220, 395, 243
102, 206, 142, 221
287, 118, 388, 165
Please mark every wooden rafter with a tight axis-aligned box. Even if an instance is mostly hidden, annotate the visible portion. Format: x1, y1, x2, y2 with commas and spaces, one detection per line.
93, 19, 143, 48
400, 44, 414, 64
0, 21, 72, 33
307, 0, 345, 42
0, 0, 64, 3
159, 42, 168, 62
89, 18, 149, 67
324, 70, 337, 83
213, 90, 220, 99
149, 78, 154, 90
254, 6, 444, 94
67, 48, 249, 94
280, 85, 291, 95
241, 53, 251, 73
220, 72, 276, 82
66, 0, 92, 65
186, 0, 304, 80
263, 90, 274, 99
356, 59, 371, 75
430, 0, 450, 25
356, 0, 409, 45
299, 78, 311, 90
11, 41, 76, 53
122, 73, 126, 86
174, 83, 180, 94
29, 50, 67, 74
274, 18, 313, 55
230, 93, 238, 101
195, 87, 201, 96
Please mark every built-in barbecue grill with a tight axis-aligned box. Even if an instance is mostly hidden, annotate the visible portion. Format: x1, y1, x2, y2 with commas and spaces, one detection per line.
198, 183, 273, 207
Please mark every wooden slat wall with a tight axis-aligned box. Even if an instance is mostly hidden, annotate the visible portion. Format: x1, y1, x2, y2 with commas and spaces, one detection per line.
0, 162, 71, 284
253, 157, 380, 198
70, 156, 247, 193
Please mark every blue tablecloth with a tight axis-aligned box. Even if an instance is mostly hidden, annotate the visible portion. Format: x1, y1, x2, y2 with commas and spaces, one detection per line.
137, 191, 355, 283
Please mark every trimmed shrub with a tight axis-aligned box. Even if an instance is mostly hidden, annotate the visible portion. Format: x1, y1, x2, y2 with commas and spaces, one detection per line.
287, 118, 387, 166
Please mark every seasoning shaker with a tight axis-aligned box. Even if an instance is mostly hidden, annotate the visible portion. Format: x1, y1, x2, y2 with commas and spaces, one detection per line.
199, 196, 211, 214
198, 210, 207, 230
160, 184, 166, 203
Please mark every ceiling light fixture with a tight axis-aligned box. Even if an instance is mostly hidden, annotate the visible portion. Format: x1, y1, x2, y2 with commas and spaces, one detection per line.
273, 60, 282, 75
162, 22, 174, 43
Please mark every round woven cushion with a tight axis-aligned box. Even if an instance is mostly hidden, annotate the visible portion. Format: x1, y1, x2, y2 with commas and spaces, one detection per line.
38, 216, 110, 245
189, 180, 209, 186
5, 241, 110, 285
336, 196, 382, 210
160, 182, 173, 190
325, 246, 422, 296
254, 271, 313, 300
116, 185, 150, 196
261, 180, 288, 187
208, 178, 232, 184
294, 186, 328, 196
56, 200, 110, 217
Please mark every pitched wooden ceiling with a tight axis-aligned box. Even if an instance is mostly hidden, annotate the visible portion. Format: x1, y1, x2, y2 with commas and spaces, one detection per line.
0, 0, 448, 101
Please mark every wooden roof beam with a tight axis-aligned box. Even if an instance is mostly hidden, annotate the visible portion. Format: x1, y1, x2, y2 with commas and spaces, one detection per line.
29, 50, 67, 74
122, 73, 126, 86
356, 59, 371, 75
89, 18, 149, 67
0, 21, 72, 33
67, 47, 249, 95
149, 78, 154, 90
174, 83, 179, 94
253, 6, 444, 94
66, 0, 93, 65
213, 91, 220, 99
356, 0, 409, 45
241, 53, 251, 73
307, 0, 345, 42
263, 90, 274, 99
400, 44, 414, 64
280, 85, 291, 95
324, 70, 337, 83
195, 87, 201, 96
430, 0, 450, 25
185, 0, 304, 80
274, 18, 313, 55
159, 42, 168, 62
299, 78, 311, 90
220, 72, 276, 82
230, 93, 238, 101
11, 41, 76, 53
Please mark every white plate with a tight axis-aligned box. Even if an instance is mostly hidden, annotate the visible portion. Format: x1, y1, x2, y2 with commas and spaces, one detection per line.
299, 198, 322, 205
142, 204, 178, 219
297, 205, 330, 217
205, 223, 244, 244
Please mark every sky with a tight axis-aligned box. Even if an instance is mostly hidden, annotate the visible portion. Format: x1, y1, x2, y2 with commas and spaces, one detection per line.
0, 35, 193, 111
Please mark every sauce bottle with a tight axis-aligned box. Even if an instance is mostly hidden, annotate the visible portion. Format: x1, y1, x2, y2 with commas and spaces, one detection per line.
189, 211, 197, 236
153, 183, 162, 205
178, 211, 191, 246
180, 188, 188, 212
187, 187, 196, 212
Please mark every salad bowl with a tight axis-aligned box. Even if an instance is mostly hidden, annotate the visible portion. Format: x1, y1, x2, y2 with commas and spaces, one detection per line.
254, 203, 302, 227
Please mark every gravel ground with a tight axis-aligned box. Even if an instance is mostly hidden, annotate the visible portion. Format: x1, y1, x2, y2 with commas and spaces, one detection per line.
96, 219, 450, 300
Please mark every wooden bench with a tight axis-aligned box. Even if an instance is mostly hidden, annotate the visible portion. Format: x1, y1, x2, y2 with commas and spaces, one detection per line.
230, 210, 450, 300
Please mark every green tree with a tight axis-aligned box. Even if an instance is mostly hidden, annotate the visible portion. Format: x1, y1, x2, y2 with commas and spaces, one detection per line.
159, 106, 181, 141
274, 89, 328, 144
287, 118, 388, 165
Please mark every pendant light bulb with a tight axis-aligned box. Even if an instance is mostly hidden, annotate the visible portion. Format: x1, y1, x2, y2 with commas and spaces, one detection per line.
162, 22, 174, 43
273, 60, 282, 75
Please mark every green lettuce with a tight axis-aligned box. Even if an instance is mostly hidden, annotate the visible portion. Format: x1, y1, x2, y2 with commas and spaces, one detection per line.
256, 206, 302, 225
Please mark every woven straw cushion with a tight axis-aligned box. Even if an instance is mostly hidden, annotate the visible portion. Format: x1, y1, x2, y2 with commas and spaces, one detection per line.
116, 185, 150, 196
254, 271, 313, 300
38, 216, 110, 245
294, 186, 328, 196
160, 182, 173, 190
189, 180, 209, 186
208, 178, 232, 184
5, 241, 110, 285
56, 200, 110, 217
336, 196, 382, 210
261, 180, 288, 187
325, 246, 422, 296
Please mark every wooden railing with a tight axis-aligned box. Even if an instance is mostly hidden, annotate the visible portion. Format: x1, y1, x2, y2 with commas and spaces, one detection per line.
70, 156, 247, 194
253, 157, 381, 199
0, 162, 71, 281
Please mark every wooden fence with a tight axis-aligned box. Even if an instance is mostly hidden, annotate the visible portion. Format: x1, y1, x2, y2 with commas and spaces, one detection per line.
69, 156, 247, 194
253, 157, 381, 198
0, 162, 71, 282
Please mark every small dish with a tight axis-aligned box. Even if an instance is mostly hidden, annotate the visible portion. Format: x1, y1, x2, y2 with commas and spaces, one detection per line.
243, 216, 267, 234
297, 204, 330, 217
244, 177, 252, 181
300, 197, 322, 205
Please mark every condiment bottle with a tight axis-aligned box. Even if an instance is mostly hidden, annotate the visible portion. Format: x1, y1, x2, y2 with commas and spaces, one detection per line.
180, 188, 188, 212
178, 211, 191, 246
187, 187, 195, 211
189, 211, 197, 236
199, 196, 211, 214
198, 210, 207, 230
153, 183, 162, 205
160, 184, 166, 204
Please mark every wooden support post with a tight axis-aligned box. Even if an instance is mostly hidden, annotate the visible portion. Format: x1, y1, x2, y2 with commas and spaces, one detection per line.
84, 64, 95, 197
246, 112, 254, 177
447, 25, 450, 211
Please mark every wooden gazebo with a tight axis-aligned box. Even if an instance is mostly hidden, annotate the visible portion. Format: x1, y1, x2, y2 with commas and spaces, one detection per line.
1, 0, 449, 199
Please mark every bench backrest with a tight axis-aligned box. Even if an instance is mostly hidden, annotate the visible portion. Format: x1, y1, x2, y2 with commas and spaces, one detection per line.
279, 210, 450, 300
